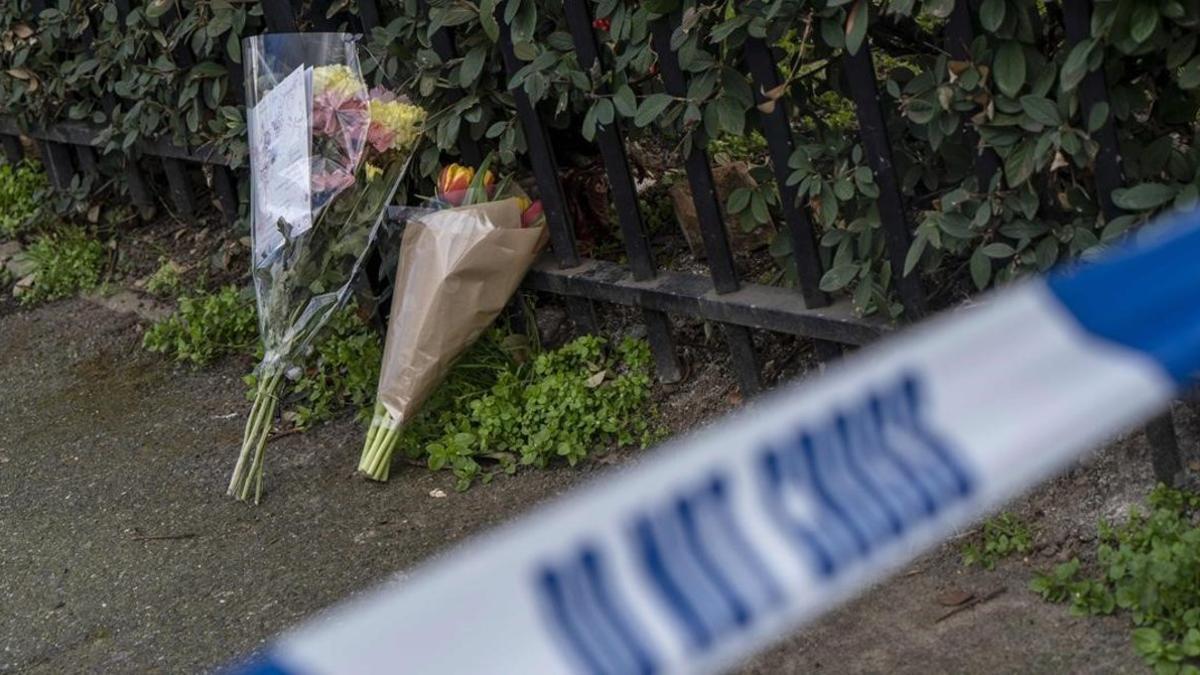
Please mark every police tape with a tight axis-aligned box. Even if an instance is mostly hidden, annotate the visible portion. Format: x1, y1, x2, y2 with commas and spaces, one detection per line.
235, 208, 1200, 675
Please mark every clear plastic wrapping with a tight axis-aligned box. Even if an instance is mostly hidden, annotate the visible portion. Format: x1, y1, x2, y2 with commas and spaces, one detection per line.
231, 33, 426, 502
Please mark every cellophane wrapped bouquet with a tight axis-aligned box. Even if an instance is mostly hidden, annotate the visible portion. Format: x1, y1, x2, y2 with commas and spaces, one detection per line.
230, 33, 425, 502
357, 159, 547, 480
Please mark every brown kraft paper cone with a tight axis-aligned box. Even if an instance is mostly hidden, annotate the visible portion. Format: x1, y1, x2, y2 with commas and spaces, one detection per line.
360, 197, 547, 479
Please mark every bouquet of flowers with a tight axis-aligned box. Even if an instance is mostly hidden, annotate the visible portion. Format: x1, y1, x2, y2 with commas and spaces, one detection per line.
358, 159, 547, 481
230, 33, 425, 502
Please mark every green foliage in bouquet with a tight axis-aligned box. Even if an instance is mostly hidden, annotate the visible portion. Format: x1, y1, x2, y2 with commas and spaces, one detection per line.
0, 160, 47, 238
1031, 486, 1200, 672
395, 334, 659, 491
143, 285, 258, 366
20, 227, 105, 305
243, 308, 382, 430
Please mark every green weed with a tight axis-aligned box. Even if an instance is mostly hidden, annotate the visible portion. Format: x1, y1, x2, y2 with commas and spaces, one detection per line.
1031, 486, 1200, 672
400, 334, 658, 490
0, 160, 47, 238
962, 512, 1033, 569
146, 284, 381, 427
144, 259, 184, 297
142, 285, 257, 366
19, 227, 106, 305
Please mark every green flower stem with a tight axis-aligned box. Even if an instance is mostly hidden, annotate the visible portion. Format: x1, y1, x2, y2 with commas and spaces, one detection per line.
358, 408, 401, 481
227, 381, 267, 496
246, 381, 282, 503
227, 367, 285, 502
363, 401, 384, 455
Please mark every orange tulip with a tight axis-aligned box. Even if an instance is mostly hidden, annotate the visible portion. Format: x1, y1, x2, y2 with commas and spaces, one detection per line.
437, 163, 494, 206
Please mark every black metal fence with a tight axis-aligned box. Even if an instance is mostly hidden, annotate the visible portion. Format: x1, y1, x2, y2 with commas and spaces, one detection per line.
0, 0, 1185, 478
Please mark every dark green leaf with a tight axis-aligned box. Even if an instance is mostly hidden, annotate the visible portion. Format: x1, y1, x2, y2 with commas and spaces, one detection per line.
994, 41, 1026, 98
969, 247, 991, 290
1004, 139, 1035, 187
1061, 39, 1093, 92
1020, 95, 1060, 126
613, 85, 637, 117
596, 99, 614, 126
459, 47, 486, 88
479, 0, 499, 41
1112, 183, 1178, 211
1180, 55, 1200, 90
981, 242, 1015, 258
979, 0, 1005, 32
727, 187, 752, 214
903, 233, 926, 276
582, 103, 599, 142
634, 93, 672, 127
1129, 3, 1158, 44
716, 96, 745, 136
844, 0, 869, 56
819, 263, 860, 292
1087, 102, 1109, 133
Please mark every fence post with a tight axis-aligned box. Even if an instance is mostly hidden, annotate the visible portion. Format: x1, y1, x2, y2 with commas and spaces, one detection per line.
308, 0, 339, 30
41, 140, 77, 191
651, 15, 762, 395
356, 0, 380, 33
843, 40, 927, 319
426, 29, 485, 166
1061, 0, 1124, 217
1062, 0, 1181, 483
154, 5, 203, 220
945, 2, 1001, 190
261, 0, 298, 32
496, 9, 598, 334
108, 0, 157, 213
743, 37, 843, 364
1, 135, 21, 163
561, 0, 682, 383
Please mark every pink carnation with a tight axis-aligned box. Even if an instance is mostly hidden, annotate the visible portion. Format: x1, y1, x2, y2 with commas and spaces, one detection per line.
366, 124, 395, 154
312, 89, 369, 171
312, 169, 355, 193
368, 85, 398, 103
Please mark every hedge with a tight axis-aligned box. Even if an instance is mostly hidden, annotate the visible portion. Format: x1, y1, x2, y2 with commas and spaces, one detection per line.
1, 0, 1198, 315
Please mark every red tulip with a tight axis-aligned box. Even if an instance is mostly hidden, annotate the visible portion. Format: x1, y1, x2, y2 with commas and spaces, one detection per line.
437, 163, 494, 207
521, 199, 544, 228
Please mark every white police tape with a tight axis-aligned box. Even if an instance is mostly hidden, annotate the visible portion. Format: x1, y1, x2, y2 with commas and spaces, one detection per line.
236, 208, 1200, 675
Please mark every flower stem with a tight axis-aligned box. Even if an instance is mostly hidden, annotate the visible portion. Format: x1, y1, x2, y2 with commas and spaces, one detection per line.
360, 415, 400, 481
227, 368, 284, 502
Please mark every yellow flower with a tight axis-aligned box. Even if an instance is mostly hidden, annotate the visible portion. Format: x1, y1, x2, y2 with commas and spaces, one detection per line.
312, 65, 365, 100
367, 99, 426, 153
365, 163, 382, 182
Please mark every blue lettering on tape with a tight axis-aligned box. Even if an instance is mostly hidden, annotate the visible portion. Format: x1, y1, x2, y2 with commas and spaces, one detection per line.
630, 474, 783, 651
535, 545, 657, 675
758, 372, 974, 578
532, 372, 974, 673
